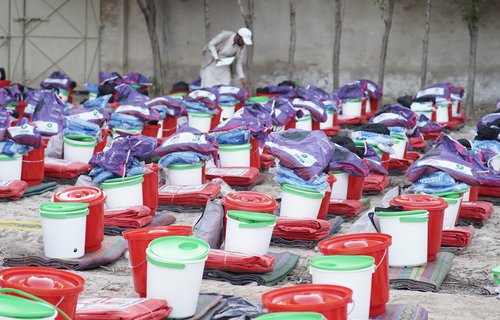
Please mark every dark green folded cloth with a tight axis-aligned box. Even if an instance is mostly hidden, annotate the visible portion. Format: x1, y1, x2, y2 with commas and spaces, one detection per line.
203, 252, 299, 286
370, 304, 429, 320
156, 204, 206, 213
389, 252, 455, 292
23, 182, 59, 197
478, 196, 500, 206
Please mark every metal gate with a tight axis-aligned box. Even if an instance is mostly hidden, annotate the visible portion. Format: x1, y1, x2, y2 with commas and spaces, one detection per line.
0, 0, 101, 87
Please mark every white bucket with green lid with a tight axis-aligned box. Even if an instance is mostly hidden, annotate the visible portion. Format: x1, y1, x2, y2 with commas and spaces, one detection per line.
0, 153, 22, 181
255, 312, 326, 320
100, 174, 144, 209
220, 102, 236, 120
309, 255, 375, 320
410, 101, 434, 119
187, 112, 213, 133
40, 202, 89, 259
146, 236, 209, 318
218, 143, 251, 167
389, 133, 407, 160
341, 98, 363, 119
329, 170, 349, 200
280, 184, 325, 219
376, 210, 429, 267
167, 162, 204, 186
0, 293, 58, 320
492, 266, 500, 285
295, 109, 312, 131
63, 135, 97, 164
224, 210, 277, 255
436, 101, 451, 123
426, 191, 465, 230
320, 110, 335, 129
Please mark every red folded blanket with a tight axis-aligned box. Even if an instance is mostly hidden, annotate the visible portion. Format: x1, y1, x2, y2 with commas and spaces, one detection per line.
76, 297, 171, 320
422, 132, 441, 140
388, 158, 413, 171
44, 157, 90, 179
405, 151, 421, 161
260, 154, 275, 169
363, 174, 390, 192
321, 126, 340, 137
158, 183, 221, 206
441, 227, 474, 247
104, 206, 153, 228
205, 249, 275, 273
272, 217, 331, 241
478, 185, 500, 197
410, 137, 427, 149
337, 116, 367, 125
445, 119, 464, 130
459, 201, 493, 221
205, 167, 260, 186
0, 180, 28, 200
328, 199, 364, 216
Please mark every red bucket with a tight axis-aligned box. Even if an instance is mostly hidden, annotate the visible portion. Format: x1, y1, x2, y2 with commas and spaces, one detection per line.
317, 174, 336, 220
318, 233, 392, 317
94, 129, 109, 154
162, 116, 177, 138
142, 123, 161, 137
21, 140, 47, 186
262, 284, 353, 320
53, 186, 106, 253
468, 185, 479, 202
347, 175, 365, 200
123, 226, 193, 297
143, 163, 160, 213
0, 267, 85, 320
390, 194, 448, 261
221, 191, 277, 215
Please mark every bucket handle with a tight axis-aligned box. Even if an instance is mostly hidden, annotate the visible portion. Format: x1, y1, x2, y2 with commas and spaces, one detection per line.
375, 248, 388, 270
368, 211, 380, 233
0, 288, 71, 320
347, 299, 356, 316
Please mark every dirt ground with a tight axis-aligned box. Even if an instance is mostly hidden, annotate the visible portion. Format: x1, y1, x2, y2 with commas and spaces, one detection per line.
1, 125, 499, 319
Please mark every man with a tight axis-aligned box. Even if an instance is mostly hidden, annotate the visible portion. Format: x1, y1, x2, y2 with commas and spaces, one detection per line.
200, 27, 252, 88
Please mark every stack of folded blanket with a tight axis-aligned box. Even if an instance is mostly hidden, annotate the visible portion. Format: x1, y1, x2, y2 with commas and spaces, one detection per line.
205, 250, 275, 273
104, 205, 153, 229
158, 183, 221, 206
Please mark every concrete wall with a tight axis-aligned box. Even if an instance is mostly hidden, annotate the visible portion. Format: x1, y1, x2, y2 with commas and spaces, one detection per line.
100, 0, 500, 105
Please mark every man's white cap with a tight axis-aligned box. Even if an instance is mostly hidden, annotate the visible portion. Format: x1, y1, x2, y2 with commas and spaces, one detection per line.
237, 27, 253, 45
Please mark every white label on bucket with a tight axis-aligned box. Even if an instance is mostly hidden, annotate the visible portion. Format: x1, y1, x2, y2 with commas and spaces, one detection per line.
34, 121, 59, 134
0, 180, 12, 186
416, 159, 473, 176
7, 124, 35, 137
77, 298, 149, 310
206, 168, 248, 176
416, 87, 445, 98
115, 105, 150, 116
188, 90, 216, 101
25, 104, 36, 114
372, 113, 403, 123
44, 157, 74, 165
43, 78, 69, 86
159, 184, 205, 193
162, 132, 207, 146
67, 110, 103, 121
219, 86, 240, 95
177, 116, 188, 126
265, 141, 317, 167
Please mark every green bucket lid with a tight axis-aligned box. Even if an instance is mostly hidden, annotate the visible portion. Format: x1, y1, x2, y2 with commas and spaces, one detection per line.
64, 135, 97, 143
227, 210, 276, 228
0, 294, 57, 319
492, 266, 500, 284
100, 174, 144, 189
188, 111, 213, 118
429, 190, 467, 197
330, 170, 346, 174
345, 98, 362, 102
297, 115, 312, 121
375, 209, 428, 217
280, 184, 324, 199
220, 102, 237, 107
255, 312, 327, 320
168, 93, 185, 98
40, 202, 89, 219
309, 255, 375, 272
0, 153, 19, 160
218, 143, 252, 151
390, 133, 407, 141
146, 236, 210, 268
167, 162, 204, 170
248, 96, 269, 103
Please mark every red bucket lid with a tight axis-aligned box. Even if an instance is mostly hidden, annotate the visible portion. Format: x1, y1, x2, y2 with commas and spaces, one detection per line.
123, 226, 193, 241
0, 267, 85, 296
54, 186, 106, 205
318, 233, 392, 255
222, 192, 277, 210
390, 194, 447, 210
262, 284, 352, 311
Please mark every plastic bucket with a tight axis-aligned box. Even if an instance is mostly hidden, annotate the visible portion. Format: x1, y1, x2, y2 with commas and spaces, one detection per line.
100, 174, 144, 209
262, 284, 353, 320
296, 109, 312, 131
224, 210, 276, 255
318, 233, 392, 317
21, 140, 47, 186
40, 202, 89, 259
452, 99, 460, 117
162, 116, 178, 138
410, 101, 434, 119
330, 171, 349, 200
320, 110, 335, 130
390, 194, 448, 261
310, 256, 375, 320
123, 226, 193, 297
167, 162, 204, 186
376, 210, 429, 267
219, 143, 251, 167
53, 186, 106, 253
431, 191, 464, 229
389, 133, 407, 159
221, 192, 277, 215
63, 135, 97, 163
0, 292, 58, 320
188, 112, 213, 133
280, 184, 325, 219
341, 99, 363, 119
255, 312, 326, 320
0, 154, 22, 181
141, 123, 161, 137
142, 164, 160, 213
146, 236, 210, 318
220, 103, 236, 120
0, 267, 85, 320
436, 102, 450, 123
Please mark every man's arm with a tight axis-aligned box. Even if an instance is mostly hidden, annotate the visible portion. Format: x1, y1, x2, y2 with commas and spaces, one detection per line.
235, 46, 246, 80
207, 32, 229, 61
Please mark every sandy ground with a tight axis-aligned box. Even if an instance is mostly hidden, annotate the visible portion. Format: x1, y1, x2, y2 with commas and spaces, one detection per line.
1, 126, 500, 319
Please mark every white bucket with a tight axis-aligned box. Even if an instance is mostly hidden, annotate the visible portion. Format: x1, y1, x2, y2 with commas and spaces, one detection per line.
490, 155, 500, 172
376, 210, 429, 267
279, 184, 325, 219
218, 143, 251, 167
220, 103, 236, 120
462, 188, 471, 202
320, 110, 335, 129
436, 102, 450, 123
63, 135, 97, 164
0, 154, 22, 181
224, 210, 276, 255
310, 255, 375, 320
441, 194, 463, 229
341, 99, 363, 119
157, 120, 164, 139
390, 134, 407, 159
0, 293, 58, 320
167, 162, 204, 186
330, 171, 349, 200
146, 236, 209, 318
295, 109, 312, 131
40, 202, 89, 259
410, 101, 434, 120
100, 174, 144, 209
188, 112, 213, 133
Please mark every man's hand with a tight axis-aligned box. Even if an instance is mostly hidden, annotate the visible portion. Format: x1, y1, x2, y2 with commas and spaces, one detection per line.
240, 78, 248, 87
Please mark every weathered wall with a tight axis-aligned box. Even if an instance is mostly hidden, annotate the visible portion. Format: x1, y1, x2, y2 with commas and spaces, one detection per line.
100, 0, 500, 106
